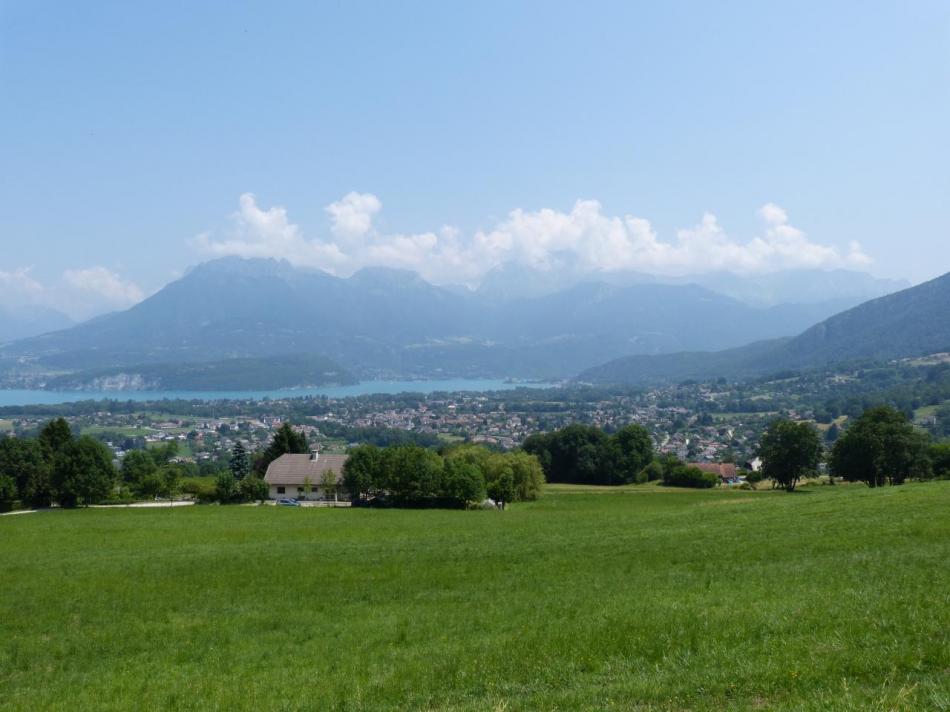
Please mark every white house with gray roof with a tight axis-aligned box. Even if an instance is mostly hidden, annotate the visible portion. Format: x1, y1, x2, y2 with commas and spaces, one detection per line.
264, 451, 348, 501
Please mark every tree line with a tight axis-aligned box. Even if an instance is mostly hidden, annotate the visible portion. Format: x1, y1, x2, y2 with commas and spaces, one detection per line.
759, 405, 949, 492
342, 443, 545, 508
0, 418, 117, 508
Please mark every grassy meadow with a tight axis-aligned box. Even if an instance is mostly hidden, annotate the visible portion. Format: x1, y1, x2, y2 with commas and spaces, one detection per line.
1, 483, 948, 710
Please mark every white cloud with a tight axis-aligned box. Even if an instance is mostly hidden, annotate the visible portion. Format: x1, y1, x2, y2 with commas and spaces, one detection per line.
0, 265, 145, 320
192, 193, 349, 269
192, 193, 875, 285
325, 192, 382, 239
63, 267, 144, 306
0, 267, 45, 298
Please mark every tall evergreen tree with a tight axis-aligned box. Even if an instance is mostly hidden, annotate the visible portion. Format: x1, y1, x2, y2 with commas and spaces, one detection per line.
229, 442, 250, 481
254, 423, 308, 476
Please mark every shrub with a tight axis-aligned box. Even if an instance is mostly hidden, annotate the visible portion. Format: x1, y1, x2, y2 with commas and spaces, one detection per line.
181, 477, 217, 501
661, 465, 718, 489
238, 476, 269, 502
214, 471, 238, 503
639, 460, 664, 483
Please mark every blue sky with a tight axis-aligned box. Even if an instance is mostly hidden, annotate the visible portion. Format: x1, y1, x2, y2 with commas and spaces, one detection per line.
1, 1, 948, 317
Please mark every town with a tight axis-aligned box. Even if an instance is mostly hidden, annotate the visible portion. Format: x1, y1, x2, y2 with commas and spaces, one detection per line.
4, 357, 947, 478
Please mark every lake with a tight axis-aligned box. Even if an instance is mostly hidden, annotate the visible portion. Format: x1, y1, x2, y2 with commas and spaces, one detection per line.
0, 379, 546, 407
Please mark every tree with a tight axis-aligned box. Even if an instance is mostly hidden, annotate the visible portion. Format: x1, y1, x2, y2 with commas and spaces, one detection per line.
121, 450, 158, 489
342, 444, 382, 501
445, 445, 544, 502
825, 422, 840, 443
383, 446, 444, 503
440, 460, 485, 507
606, 425, 654, 483
523, 424, 609, 484
157, 464, 181, 503
215, 471, 237, 503
486, 468, 516, 503
229, 442, 250, 481
758, 420, 823, 492
0, 437, 52, 507
254, 423, 309, 476
38, 418, 73, 457
149, 440, 180, 465
504, 451, 545, 501
929, 442, 950, 479
321, 469, 337, 502
51, 436, 116, 507
830, 406, 931, 487
0, 473, 16, 511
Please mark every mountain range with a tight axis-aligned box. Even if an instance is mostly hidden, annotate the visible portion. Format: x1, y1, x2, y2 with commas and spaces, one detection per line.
0, 257, 925, 389
0, 305, 74, 342
580, 271, 950, 384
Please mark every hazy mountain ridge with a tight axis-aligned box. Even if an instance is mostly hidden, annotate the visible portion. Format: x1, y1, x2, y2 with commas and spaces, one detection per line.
0, 306, 74, 343
475, 262, 908, 305
0, 257, 915, 384
34, 354, 355, 392
580, 271, 950, 384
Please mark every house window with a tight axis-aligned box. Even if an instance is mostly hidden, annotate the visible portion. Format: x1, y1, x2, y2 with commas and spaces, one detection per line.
297, 487, 304, 494
277, 486, 285, 494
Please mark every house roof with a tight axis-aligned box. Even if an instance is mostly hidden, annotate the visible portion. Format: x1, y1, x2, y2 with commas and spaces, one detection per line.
689, 462, 738, 478
264, 454, 348, 485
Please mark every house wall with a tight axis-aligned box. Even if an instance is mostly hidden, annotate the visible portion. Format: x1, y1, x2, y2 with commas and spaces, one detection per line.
268, 484, 344, 501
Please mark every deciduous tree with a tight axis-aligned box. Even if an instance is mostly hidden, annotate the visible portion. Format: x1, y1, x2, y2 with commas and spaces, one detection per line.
830, 406, 931, 487
51, 436, 116, 507
758, 419, 823, 492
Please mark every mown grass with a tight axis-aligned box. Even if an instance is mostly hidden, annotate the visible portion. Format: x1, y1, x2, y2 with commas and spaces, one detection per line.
1, 483, 948, 711
80, 425, 157, 437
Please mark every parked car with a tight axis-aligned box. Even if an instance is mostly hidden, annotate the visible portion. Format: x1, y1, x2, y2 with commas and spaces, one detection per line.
276, 498, 300, 507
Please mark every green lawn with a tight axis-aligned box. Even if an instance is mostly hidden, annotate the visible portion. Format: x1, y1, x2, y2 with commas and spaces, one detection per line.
81, 425, 156, 438
914, 403, 945, 421
2, 484, 948, 710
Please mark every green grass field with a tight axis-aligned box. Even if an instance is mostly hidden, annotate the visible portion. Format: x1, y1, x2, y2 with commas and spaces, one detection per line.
2, 484, 948, 710
80, 425, 156, 437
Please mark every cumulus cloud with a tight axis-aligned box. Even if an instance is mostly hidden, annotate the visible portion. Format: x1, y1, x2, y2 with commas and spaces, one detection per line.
326, 192, 382, 239
192, 193, 875, 285
0, 265, 145, 320
192, 193, 348, 268
63, 267, 144, 305
0, 267, 45, 298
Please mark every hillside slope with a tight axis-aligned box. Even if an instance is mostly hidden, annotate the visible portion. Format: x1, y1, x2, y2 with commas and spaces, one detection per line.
581, 271, 950, 384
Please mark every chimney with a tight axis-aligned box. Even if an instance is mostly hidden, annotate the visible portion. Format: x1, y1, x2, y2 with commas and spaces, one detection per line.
309, 448, 319, 462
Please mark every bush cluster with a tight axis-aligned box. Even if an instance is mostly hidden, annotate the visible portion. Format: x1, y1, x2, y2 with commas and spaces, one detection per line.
522, 424, 654, 485
342, 443, 544, 508
660, 463, 719, 489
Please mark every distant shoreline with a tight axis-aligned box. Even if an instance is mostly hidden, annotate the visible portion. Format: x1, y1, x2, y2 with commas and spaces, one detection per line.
0, 378, 551, 408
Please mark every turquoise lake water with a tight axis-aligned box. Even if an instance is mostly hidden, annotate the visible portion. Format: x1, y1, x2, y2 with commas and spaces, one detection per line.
0, 379, 544, 407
